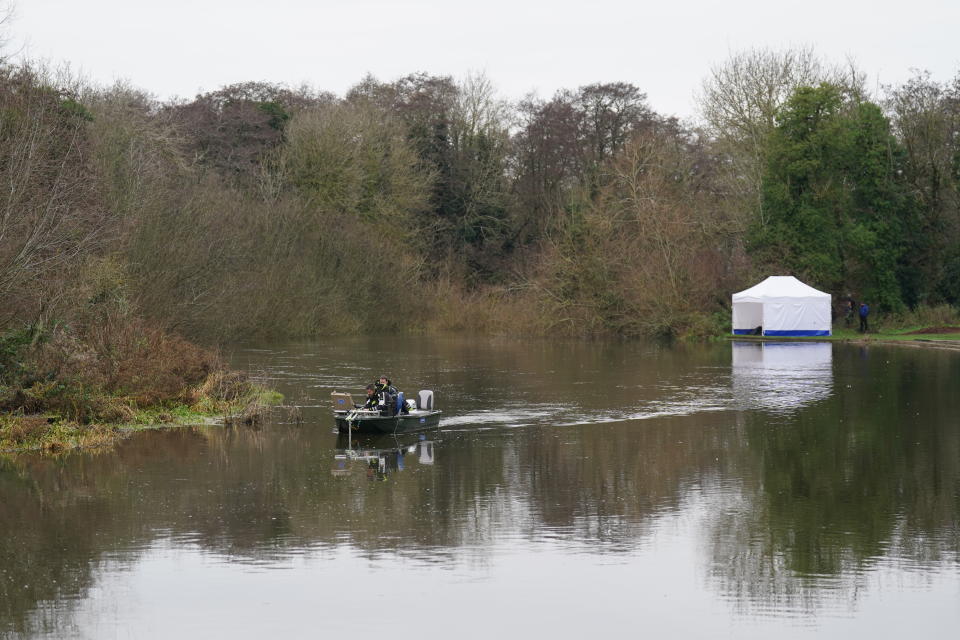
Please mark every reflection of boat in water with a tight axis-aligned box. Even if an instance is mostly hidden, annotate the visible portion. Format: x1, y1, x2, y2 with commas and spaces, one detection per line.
331, 390, 442, 434
731, 341, 833, 413
333, 432, 437, 480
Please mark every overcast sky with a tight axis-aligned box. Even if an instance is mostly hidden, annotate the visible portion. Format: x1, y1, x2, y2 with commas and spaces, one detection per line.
11, 0, 960, 118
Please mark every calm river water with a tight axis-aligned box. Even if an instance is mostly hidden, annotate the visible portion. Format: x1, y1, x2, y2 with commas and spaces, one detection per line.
1, 337, 959, 638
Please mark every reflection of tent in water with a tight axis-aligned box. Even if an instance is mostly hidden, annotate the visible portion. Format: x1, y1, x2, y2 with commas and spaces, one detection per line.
732, 342, 833, 412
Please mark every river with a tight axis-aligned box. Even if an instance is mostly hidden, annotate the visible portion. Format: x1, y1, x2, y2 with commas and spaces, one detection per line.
1, 337, 958, 638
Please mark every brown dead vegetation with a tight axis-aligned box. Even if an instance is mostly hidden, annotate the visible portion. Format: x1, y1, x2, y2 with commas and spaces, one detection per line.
1, 415, 49, 445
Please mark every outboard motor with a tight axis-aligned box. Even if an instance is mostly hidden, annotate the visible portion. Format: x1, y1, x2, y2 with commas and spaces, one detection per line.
417, 390, 434, 410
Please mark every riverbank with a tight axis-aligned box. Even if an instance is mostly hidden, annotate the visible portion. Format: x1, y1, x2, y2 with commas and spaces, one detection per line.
0, 377, 283, 454
726, 326, 960, 351
0, 307, 290, 455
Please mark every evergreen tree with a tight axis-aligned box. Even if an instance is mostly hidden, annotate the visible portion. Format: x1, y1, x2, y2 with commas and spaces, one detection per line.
752, 84, 914, 310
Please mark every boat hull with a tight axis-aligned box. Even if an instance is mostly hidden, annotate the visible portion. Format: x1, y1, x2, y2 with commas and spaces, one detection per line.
335, 410, 441, 434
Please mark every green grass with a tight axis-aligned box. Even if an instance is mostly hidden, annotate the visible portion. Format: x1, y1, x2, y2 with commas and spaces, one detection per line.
817, 326, 960, 341
0, 415, 119, 453
254, 389, 285, 405
728, 326, 960, 343
128, 403, 217, 426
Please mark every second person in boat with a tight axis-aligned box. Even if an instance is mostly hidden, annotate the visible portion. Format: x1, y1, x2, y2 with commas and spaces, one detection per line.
375, 375, 410, 416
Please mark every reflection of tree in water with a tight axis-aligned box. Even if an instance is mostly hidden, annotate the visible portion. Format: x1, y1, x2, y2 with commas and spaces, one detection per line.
0, 413, 735, 633
708, 346, 960, 613
502, 421, 733, 550
0, 457, 95, 637
2, 344, 959, 632
0, 429, 212, 637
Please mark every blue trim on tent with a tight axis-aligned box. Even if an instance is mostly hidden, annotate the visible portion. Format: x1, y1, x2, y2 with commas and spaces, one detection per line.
763, 330, 831, 336
732, 329, 756, 335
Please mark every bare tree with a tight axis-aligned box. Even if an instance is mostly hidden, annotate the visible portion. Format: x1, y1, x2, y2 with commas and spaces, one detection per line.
0, 64, 103, 323
0, 2, 16, 61
455, 71, 512, 137
164, 81, 334, 183
279, 101, 432, 225
598, 130, 722, 332
576, 82, 653, 171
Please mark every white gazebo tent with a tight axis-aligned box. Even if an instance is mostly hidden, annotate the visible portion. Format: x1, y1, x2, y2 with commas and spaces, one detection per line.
732, 276, 831, 337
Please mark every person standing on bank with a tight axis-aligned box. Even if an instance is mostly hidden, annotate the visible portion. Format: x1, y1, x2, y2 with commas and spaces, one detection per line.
859, 302, 870, 333
845, 296, 856, 328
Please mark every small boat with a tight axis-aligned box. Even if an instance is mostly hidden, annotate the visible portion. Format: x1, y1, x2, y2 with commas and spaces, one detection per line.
331, 389, 441, 434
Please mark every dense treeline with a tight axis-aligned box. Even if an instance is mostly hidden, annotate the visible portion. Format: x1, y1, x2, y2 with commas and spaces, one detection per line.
2, 48, 960, 351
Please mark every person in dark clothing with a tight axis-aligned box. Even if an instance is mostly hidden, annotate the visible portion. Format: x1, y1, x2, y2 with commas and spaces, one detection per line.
845, 297, 856, 328
362, 384, 379, 409
375, 376, 397, 395
374, 376, 410, 415
374, 376, 399, 415
859, 302, 869, 332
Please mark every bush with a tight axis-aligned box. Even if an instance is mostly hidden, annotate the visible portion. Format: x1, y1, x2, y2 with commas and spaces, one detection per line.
885, 304, 960, 330
0, 327, 33, 384
196, 371, 251, 402
0, 415, 51, 445
1, 308, 218, 422
678, 311, 731, 340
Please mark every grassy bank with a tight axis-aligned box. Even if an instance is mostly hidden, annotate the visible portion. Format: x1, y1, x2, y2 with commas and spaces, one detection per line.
0, 374, 283, 454
723, 304, 960, 346
727, 325, 960, 347
0, 312, 285, 455
834, 327, 960, 342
